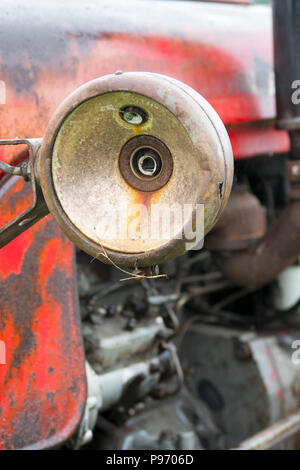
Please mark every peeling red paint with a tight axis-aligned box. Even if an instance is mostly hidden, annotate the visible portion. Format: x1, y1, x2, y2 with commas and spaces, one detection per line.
0, 0, 290, 449
0, 175, 86, 450
0, 3, 290, 162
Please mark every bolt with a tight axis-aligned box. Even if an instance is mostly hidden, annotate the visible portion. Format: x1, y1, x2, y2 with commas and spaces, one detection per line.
120, 106, 148, 126
123, 110, 143, 125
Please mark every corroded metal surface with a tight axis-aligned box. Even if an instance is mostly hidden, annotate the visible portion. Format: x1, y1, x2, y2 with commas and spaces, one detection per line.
207, 159, 300, 287
214, 199, 300, 287
0, 0, 290, 163
38, 72, 233, 267
0, 176, 86, 449
205, 191, 266, 251
0, 139, 49, 248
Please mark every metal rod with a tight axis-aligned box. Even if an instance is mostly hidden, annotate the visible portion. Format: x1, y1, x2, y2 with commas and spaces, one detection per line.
0, 160, 22, 176
234, 409, 300, 450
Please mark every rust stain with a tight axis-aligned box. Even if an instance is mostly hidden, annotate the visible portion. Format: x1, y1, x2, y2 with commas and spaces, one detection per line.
0, 176, 86, 449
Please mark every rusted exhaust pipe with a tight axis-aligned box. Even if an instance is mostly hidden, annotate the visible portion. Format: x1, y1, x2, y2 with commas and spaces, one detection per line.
206, 164, 300, 288
204, 191, 266, 252
216, 200, 300, 288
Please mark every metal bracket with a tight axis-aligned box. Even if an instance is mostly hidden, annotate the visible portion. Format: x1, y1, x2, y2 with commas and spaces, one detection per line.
0, 138, 49, 248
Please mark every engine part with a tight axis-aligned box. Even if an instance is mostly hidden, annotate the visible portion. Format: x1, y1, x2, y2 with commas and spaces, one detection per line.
76, 256, 184, 448
77, 347, 180, 448
205, 0, 300, 287
77, 359, 162, 447
213, 199, 300, 288
39, 72, 233, 267
83, 314, 171, 371
205, 191, 266, 251
90, 387, 222, 450
0, 72, 233, 268
180, 323, 300, 448
207, 163, 300, 287
235, 409, 300, 450
207, 1, 300, 288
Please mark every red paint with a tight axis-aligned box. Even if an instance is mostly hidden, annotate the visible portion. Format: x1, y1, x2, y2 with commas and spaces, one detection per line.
0, 2, 290, 161
0, 232, 34, 280
0, 179, 34, 279
0, 176, 86, 449
228, 127, 290, 159
0, 0, 291, 449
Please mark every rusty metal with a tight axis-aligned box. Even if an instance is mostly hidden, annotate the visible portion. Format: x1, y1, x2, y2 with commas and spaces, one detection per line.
0, 139, 49, 248
235, 409, 300, 450
0, 0, 290, 162
120, 105, 148, 126
38, 72, 233, 268
0, 175, 87, 449
0, 0, 295, 451
208, 2, 300, 286
0, 160, 25, 177
205, 158, 300, 288
212, 196, 300, 287
205, 191, 266, 251
119, 135, 173, 192
0, 139, 34, 179
209, 0, 300, 286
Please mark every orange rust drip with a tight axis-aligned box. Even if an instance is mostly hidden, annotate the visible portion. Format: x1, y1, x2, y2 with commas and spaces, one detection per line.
131, 188, 155, 208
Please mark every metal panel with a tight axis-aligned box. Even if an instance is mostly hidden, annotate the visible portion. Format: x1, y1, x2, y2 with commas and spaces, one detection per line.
0, 176, 86, 449
0, 0, 289, 164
